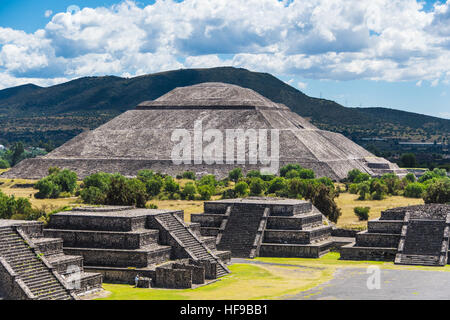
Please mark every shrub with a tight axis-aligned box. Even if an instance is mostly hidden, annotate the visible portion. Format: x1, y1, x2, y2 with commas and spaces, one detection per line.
182, 171, 196, 180
404, 182, 425, 198
83, 172, 112, 191
34, 178, 61, 199
347, 169, 370, 183
249, 178, 265, 196
163, 176, 180, 194
354, 207, 370, 221
80, 186, 106, 204
381, 173, 401, 195
246, 170, 261, 178
228, 168, 243, 182
357, 182, 370, 200
198, 185, 213, 200
298, 168, 315, 179
145, 176, 164, 197
267, 177, 287, 194
423, 179, 450, 204
181, 182, 197, 200
370, 179, 388, 200
0, 191, 36, 220
0, 159, 10, 169
404, 173, 416, 183
285, 169, 299, 179
288, 178, 305, 198
221, 189, 237, 199
104, 176, 149, 208
348, 183, 359, 194
34, 168, 77, 198
280, 164, 302, 177
310, 184, 341, 223
234, 181, 249, 197
137, 170, 154, 181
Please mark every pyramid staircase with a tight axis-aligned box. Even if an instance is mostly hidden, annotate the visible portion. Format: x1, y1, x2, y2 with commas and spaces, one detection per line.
216, 206, 269, 258
154, 213, 230, 278
0, 227, 74, 300
395, 213, 450, 266
192, 198, 334, 259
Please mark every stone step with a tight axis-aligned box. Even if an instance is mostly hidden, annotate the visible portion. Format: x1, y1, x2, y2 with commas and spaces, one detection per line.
44, 228, 160, 249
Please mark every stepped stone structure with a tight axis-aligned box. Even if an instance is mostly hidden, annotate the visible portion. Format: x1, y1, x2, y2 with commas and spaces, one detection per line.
2, 82, 406, 181
43, 206, 231, 285
340, 204, 450, 266
0, 220, 102, 300
192, 197, 335, 258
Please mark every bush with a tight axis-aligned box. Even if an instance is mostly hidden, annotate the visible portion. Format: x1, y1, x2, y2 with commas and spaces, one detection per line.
404, 182, 425, 198
234, 181, 249, 197
181, 182, 197, 200
0, 159, 10, 169
370, 179, 388, 200
347, 169, 370, 183
221, 189, 237, 199
285, 169, 299, 179
34, 178, 61, 199
228, 168, 243, 182
80, 186, 106, 204
246, 170, 261, 178
145, 176, 164, 197
34, 168, 77, 199
0, 191, 36, 220
267, 177, 287, 194
310, 184, 341, 223
104, 175, 149, 208
423, 179, 450, 204
249, 178, 265, 196
348, 183, 359, 194
381, 173, 401, 195
163, 176, 180, 194
357, 182, 370, 200
198, 185, 213, 200
404, 173, 416, 183
280, 164, 302, 177
298, 168, 315, 179
83, 172, 112, 191
182, 171, 196, 180
137, 169, 155, 181
354, 207, 370, 221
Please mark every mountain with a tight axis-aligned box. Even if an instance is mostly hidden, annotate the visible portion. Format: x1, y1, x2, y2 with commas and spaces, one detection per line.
0, 67, 448, 147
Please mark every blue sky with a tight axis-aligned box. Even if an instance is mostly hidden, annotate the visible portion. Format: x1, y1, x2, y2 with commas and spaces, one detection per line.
0, 0, 449, 119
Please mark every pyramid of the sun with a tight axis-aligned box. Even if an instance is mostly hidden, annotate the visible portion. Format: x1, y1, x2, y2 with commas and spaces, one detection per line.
2, 82, 407, 180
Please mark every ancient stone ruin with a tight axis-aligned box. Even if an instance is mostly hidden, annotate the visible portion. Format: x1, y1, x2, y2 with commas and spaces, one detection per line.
44, 206, 230, 284
0, 205, 232, 299
192, 197, 337, 258
340, 204, 450, 266
1, 82, 406, 181
0, 220, 102, 300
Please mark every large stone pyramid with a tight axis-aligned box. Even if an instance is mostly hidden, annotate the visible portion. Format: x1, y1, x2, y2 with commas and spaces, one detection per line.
2, 82, 406, 180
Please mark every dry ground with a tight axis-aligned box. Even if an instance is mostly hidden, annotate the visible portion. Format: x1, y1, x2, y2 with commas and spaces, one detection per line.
335, 192, 424, 230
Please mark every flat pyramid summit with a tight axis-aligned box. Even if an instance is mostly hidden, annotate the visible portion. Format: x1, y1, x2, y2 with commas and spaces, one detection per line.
2, 82, 407, 180
138, 82, 288, 109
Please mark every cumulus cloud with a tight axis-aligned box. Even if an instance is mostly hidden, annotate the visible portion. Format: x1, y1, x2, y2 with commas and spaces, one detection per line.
45, 10, 53, 18
1, 0, 450, 88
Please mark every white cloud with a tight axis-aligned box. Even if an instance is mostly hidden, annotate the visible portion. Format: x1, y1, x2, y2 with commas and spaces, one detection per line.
1, 0, 450, 88
45, 10, 53, 18
297, 81, 307, 89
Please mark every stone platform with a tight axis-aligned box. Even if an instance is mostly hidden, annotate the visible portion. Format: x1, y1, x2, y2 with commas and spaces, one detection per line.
340, 204, 450, 266
44, 206, 231, 284
192, 197, 335, 259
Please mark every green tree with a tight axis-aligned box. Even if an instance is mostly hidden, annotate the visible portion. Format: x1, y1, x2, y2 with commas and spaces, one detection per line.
0, 159, 10, 169
280, 164, 302, 177
400, 153, 416, 168
234, 181, 249, 197
164, 176, 180, 194
228, 168, 243, 182
404, 183, 425, 198
354, 207, 370, 221
181, 182, 197, 200
249, 178, 265, 196
423, 179, 450, 204
11, 142, 24, 166
197, 185, 213, 200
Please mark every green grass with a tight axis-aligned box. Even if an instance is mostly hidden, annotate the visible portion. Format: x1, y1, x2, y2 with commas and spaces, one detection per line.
97, 252, 450, 300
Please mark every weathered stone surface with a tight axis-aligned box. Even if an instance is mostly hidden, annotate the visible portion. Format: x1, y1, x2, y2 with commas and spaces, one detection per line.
2, 82, 407, 181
